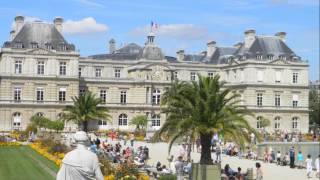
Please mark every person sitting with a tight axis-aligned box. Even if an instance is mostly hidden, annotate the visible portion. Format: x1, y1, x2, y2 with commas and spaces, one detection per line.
224, 164, 235, 178
276, 151, 281, 165
282, 153, 289, 166
161, 165, 170, 174
183, 160, 192, 175
235, 167, 244, 180
156, 161, 162, 171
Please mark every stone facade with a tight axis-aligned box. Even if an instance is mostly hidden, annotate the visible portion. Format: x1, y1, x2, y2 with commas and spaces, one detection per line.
0, 16, 309, 132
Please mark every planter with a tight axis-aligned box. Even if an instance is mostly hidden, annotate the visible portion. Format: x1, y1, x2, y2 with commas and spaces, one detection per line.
191, 163, 221, 180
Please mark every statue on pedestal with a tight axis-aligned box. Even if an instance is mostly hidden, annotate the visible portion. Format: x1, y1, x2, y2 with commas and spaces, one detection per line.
56, 131, 104, 180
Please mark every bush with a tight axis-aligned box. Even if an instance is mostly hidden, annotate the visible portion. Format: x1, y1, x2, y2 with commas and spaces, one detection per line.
115, 163, 139, 180
98, 155, 115, 176
158, 175, 177, 180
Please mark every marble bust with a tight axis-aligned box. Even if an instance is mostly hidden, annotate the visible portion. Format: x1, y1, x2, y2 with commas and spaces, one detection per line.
56, 131, 104, 180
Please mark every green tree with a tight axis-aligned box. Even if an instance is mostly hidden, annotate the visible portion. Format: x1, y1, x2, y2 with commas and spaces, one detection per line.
30, 115, 64, 132
62, 91, 111, 132
155, 75, 259, 165
130, 115, 148, 131
309, 90, 320, 126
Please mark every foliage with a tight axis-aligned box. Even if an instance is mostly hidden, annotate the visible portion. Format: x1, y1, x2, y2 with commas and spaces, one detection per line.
309, 90, 320, 126
0, 142, 21, 146
62, 91, 111, 132
25, 123, 38, 134
158, 174, 177, 180
260, 117, 271, 128
30, 115, 64, 132
99, 155, 115, 176
114, 163, 139, 180
155, 75, 259, 164
130, 115, 148, 131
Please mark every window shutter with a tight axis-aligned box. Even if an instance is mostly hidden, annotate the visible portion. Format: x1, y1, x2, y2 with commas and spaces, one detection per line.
257, 70, 263, 82
292, 94, 299, 101
275, 71, 281, 82
59, 87, 66, 91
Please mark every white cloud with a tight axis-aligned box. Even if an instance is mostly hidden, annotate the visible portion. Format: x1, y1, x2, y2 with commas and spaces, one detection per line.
74, 0, 104, 8
131, 24, 208, 40
63, 17, 108, 35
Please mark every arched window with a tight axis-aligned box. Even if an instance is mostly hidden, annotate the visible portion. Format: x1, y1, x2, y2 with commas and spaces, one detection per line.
118, 114, 128, 126
274, 117, 281, 129
36, 112, 44, 117
292, 117, 299, 130
256, 116, 262, 129
152, 89, 161, 105
57, 113, 63, 120
151, 114, 161, 127
13, 112, 22, 129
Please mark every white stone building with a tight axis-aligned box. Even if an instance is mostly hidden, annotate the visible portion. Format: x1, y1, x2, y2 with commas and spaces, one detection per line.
0, 16, 309, 132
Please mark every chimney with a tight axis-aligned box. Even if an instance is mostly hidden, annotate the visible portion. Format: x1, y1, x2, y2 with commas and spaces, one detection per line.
233, 42, 243, 49
244, 29, 256, 48
275, 32, 286, 42
176, 50, 185, 62
14, 15, 25, 34
109, 38, 116, 54
10, 30, 16, 40
206, 41, 216, 57
54, 17, 63, 33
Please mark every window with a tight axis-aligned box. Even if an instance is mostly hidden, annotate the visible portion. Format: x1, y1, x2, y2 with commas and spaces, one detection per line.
14, 42, 23, 49
79, 88, 86, 96
59, 62, 66, 75
152, 89, 161, 105
208, 72, 214, 78
36, 87, 44, 102
267, 55, 274, 60
14, 87, 21, 102
274, 117, 281, 129
95, 68, 102, 77
293, 72, 298, 84
59, 88, 66, 102
257, 69, 263, 82
275, 94, 280, 107
114, 68, 121, 78
100, 89, 107, 103
13, 112, 22, 129
118, 114, 128, 126
279, 55, 286, 60
59, 44, 67, 51
174, 71, 178, 80
78, 67, 82, 77
256, 116, 262, 129
190, 72, 196, 81
98, 120, 107, 126
37, 61, 45, 75
256, 55, 263, 60
15, 60, 22, 74
233, 70, 237, 80
45, 43, 52, 50
257, 93, 263, 107
31, 42, 38, 49
151, 114, 161, 127
292, 94, 298, 107
120, 91, 127, 104
292, 117, 299, 130
240, 69, 244, 82
36, 112, 44, 117
275, 70, 281, 83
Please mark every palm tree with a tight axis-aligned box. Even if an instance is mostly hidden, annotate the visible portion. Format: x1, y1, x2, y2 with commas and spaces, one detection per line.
62, 91, 111, 132
155, 75, 259, 165
130, 115, 148, 131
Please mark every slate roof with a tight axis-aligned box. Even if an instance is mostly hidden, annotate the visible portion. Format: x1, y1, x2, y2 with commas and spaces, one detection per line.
3, 22, 75, 51
209, 47, 237, 64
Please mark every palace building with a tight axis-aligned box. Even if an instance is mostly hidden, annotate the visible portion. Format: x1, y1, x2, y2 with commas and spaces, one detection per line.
0, 16, 309, 132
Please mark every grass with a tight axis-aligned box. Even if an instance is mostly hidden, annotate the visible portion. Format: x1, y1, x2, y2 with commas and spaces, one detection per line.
0, 146, 58, 180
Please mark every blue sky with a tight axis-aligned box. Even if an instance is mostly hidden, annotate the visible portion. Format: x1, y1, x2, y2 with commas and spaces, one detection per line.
0, 0, 319, 80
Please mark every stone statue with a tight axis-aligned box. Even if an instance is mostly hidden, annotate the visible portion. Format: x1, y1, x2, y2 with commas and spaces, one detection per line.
56, 131, 104, 180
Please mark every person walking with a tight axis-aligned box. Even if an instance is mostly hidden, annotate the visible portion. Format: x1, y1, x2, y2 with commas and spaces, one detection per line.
276, 151, 281, 165
315, 154, 320, 178
305, 154, 313, 178
175, 156, 184, 180
289, 146, 295, 168
130, 133, 135, 147
297, 151, 304, 168
216, 144, 222, 163
255, 162, 263, 180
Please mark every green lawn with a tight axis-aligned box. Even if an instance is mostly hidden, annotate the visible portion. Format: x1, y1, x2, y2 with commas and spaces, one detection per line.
0, 146, 59, 180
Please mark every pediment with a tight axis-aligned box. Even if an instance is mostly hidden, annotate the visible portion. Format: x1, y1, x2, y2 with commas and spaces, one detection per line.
27, 48, 54, 55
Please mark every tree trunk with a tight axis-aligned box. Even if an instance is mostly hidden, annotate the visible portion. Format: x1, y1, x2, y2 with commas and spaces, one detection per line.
83, 121, 88, 132
200, 132, 213, 165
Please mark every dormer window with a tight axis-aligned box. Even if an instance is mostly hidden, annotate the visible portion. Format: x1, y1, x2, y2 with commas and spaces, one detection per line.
45, 43, 52, 50
31, 42, 38, 49
279, 55, 286, 60
267, 54, 274, 60
14, 42, 23, 49
59, 43, 67, 51
256, 55, 263, 60
241, 55, 246, 60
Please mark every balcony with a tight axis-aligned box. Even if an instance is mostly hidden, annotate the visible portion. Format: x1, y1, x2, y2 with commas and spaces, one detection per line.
0, 99, 73, 106
245, 105, 308, 112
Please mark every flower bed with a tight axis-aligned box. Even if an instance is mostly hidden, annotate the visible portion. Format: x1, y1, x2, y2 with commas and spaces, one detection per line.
29, 142, 64, 167
0, 142, 21, 146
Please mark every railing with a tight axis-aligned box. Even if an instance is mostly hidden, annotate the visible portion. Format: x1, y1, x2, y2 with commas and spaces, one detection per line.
245, 105, 308, 111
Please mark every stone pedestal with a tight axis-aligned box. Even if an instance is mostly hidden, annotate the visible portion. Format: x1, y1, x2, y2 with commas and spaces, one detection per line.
191, 163, 221, 180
